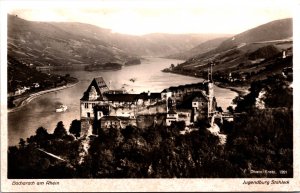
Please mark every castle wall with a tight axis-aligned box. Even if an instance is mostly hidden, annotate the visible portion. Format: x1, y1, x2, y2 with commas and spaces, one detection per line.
136, 114, 166, 129
177, 111, 192, 125
109, 106, 137, 118
136, 103, 166, 115
100, 119, 121, 130
80, 100, 100, 118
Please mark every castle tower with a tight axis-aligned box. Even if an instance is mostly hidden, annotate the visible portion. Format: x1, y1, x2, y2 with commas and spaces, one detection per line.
167, 97, 176, 112
80, 77, 109, 136
207, 62, 215, 117
166, 97, 178, 126
282, 50, 286, 59
207, 81, 214, 117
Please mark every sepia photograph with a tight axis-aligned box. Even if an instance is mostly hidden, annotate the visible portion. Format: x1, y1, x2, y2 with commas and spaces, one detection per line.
1, 0, 299, 192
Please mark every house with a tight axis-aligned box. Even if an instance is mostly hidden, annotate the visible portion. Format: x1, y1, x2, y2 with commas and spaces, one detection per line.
33, 83, 40, 88
14, 86, 30, 96
282, 67, 293, 79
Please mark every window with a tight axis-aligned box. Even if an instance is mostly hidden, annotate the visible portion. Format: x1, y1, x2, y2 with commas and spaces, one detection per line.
84, 103, 89, 108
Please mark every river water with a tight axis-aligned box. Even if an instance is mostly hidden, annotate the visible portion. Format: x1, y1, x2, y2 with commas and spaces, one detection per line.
8, 57, 237, 146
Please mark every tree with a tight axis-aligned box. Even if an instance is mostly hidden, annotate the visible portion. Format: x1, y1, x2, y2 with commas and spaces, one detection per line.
33, 126, 50, 146
36, 127, 48, 138
216, 106, 223, 112
69, 120, 81, 138
170, 121, 186, 131
107, 126, 123, 147
8, 97, 15, 108
53, 121, 67, 138
227, 106, 234, 114
19, 138, 26, 147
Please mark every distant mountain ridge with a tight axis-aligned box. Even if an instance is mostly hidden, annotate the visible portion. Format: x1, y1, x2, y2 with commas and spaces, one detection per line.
7, 14, 227, 67
167, 37, 229, 60
170, 18, 293, 83
215, 18, 292, 52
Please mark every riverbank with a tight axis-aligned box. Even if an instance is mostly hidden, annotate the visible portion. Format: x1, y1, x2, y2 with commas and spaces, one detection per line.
214, 82, 249, 96
162, 70, 249, 96
8, 80, 79, 113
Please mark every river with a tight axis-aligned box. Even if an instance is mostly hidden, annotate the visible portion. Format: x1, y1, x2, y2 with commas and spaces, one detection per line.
8, 57, 238, 146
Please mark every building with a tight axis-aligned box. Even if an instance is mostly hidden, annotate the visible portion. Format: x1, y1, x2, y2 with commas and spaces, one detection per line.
80, 75, 217, 136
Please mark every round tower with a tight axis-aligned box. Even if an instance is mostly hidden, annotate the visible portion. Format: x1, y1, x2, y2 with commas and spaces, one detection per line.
207, 81, 214, 116
207, 62, 215, 117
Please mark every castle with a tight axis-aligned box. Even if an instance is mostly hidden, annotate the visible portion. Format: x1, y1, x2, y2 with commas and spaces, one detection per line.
80, 76, 216, 135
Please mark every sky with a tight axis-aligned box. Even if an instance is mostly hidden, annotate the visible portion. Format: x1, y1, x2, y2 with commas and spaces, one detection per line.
5, 0, 295, 35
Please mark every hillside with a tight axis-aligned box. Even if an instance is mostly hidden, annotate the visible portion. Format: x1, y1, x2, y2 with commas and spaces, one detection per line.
169, 18, 293, 85
216, 18, 292, 52
7, 55, 78, 108
106, 33, 226, 57
8, 14, 227, 68
8, 15, 131, 68
167, 37, 229, 60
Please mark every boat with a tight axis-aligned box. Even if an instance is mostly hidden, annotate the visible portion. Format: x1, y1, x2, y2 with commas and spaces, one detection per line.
56, 105, 68, 112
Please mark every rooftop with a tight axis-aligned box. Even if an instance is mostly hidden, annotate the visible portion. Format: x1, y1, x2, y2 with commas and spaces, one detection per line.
100, 116, 132, 121
177, 91, 208, 109
81, 77, 109, 101
105, 94, 139, 102
161, 82, 207, 92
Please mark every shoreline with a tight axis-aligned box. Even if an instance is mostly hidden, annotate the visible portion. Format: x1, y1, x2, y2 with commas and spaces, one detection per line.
162, 70, 249, 96
214, 82, 250, 96
8, 81, 79, 113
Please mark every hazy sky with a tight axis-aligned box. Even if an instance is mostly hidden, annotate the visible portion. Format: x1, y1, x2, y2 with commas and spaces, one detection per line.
6, 0, 294, 35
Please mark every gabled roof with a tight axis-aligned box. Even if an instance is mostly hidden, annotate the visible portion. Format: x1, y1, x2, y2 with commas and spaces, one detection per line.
161, 82, 207, 93
138, 92, 161, 100
81, 77, 109, 101
100, 116, 131, 121
168, 109, 177, 114
94, 77, 109, 90
104, 92, 161, 102
177, 109, 192, 113
192, 96, 208, 102
104, 94, 139, 102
